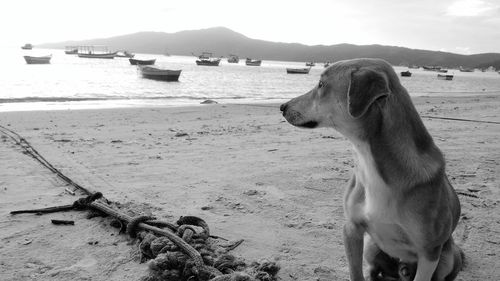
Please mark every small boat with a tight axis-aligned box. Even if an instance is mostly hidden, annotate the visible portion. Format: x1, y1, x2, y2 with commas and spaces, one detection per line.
196, 58, 221, 66
64, 46, 78, 54
139, 66, 181, 82
459, 67, 474, 72
286, 67, 310, 74
227, 54, 239, 63
24, 55, 52, 64
245, 58, 262, 66
116, 50, 135, 58
129, 58, 156, 65
423, 66, 442, 71
78, 52, 116, 59
195, 52, 221, 66
437, 69, 448, 73
305, 62, 315, 67
437, 74, 453, 80
77, 45, 116, 59
401, 70, 412, 77
21, 43, 33, 50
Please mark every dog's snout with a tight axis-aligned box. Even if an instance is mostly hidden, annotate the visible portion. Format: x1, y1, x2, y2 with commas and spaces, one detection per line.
280, 103, 288, 112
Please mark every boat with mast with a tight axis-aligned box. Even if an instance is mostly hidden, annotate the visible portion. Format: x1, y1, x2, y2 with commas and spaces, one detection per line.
77, 45, 116, 59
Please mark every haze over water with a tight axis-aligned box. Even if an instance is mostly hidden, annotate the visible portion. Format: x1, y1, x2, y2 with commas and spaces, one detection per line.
1, 47, 499, 112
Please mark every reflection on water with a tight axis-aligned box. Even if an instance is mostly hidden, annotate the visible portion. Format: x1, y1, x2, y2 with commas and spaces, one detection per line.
1, 47, 499, 111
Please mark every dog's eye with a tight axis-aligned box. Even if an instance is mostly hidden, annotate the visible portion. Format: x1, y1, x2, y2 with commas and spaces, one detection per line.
318, 81, 324, 88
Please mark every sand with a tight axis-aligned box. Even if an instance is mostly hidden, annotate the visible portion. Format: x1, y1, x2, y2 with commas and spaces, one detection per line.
0, 95, 498, 281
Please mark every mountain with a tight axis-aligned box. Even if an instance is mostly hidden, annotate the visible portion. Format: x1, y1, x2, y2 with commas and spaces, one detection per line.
38, 27, 500, 68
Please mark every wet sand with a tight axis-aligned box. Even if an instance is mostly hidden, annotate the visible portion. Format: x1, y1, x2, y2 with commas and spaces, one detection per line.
0, 95, 499, 280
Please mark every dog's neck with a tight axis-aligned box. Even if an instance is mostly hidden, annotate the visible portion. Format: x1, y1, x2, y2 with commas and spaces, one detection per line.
353, 96, 445, 188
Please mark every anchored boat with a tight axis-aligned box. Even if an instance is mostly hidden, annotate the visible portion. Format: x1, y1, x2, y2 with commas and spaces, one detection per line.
286, 67, 310, 74
437, 74, 454, 80
23, 55, 52, 64
64, 46, 78, 54
21, 43, 33, 50
195, 52, 221, 66
129, 58, 156, 65
77, 45, 116, 59
139, 66, 181, 82
401, 70, 412, 77
245, 58, 262, 66
227, 54, 239, 63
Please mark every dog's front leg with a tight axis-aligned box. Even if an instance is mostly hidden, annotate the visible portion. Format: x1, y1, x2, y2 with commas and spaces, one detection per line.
413, 246, 442, 281
344, 221, 365, 281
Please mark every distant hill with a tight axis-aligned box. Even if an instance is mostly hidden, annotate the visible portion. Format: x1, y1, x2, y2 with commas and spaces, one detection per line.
38, 27, 500, 68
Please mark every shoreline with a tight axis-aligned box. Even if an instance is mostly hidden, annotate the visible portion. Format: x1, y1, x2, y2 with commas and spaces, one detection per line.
0, 95, 499, 280
0, 92, 498, 113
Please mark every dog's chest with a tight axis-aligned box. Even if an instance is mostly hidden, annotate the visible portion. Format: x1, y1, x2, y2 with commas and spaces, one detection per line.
354, 144, 395, 219
353, 145, 415, 259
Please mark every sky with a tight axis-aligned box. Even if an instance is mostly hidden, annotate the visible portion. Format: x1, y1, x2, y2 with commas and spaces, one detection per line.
1, 0, 499, 54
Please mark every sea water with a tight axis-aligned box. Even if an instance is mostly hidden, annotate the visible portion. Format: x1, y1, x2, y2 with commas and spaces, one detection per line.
1, 47, 499, 112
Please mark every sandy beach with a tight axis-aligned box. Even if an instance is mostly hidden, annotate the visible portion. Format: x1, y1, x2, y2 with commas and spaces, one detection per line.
0, 95, 498, 281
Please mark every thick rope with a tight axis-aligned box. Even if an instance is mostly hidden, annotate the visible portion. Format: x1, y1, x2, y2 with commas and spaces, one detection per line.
2, 125, 280, 280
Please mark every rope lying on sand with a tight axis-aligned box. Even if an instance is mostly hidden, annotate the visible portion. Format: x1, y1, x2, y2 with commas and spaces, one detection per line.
420, 115, 500, 124
2, 124, 279, 281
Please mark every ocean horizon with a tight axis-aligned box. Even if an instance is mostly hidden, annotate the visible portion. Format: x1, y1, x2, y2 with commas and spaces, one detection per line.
1, 47, 499, 112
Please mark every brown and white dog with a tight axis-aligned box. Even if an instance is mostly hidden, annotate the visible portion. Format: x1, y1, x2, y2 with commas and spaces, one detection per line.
280, 58, 463, 281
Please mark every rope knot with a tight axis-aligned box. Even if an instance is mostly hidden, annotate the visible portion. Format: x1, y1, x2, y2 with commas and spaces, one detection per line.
72, 192, 103, 209
127, 215, 156, 238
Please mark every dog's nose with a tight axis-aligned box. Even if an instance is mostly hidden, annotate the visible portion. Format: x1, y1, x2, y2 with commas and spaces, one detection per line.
280, 103, 288, 112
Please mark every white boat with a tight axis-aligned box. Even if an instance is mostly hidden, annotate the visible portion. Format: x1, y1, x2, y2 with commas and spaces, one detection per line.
245, 58, 262, 66
77, 45, 116, 59
21, 43, 33, 50
65, 46, 78, 54
139, 66, 181, 81
23, 55, 52, 64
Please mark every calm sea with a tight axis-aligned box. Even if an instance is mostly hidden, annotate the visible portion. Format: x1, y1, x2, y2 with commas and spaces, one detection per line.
1, 47, 499, 112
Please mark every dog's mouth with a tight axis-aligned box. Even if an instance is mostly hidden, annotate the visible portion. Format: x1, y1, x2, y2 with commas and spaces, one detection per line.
297, 121, 318, 128
282, 109, 319, 129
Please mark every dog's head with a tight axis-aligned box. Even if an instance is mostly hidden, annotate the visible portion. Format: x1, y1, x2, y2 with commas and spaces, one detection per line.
280, 58, 399, 139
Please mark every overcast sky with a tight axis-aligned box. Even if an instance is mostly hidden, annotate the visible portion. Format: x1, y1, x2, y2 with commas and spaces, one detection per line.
2, 0, 499, 54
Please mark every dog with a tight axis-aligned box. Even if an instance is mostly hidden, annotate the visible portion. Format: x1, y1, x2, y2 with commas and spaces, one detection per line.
280, 58, 463, 281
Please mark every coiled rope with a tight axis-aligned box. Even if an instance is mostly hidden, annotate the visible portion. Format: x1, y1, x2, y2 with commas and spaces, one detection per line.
2, 124, 279, 281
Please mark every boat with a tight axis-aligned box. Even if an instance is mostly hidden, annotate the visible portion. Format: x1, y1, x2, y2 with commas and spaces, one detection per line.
196, 58, 221, 66
437, 69, 448, 73
116, 50, 135, 58
139, 66, 181, 82
129, 58, 156, 65
21, 43, 33, 50
400, 70, 412, 77
64, 46, 78, 54
23, 55, 52, 64
195, 52, 221, 66
423, 66, 442, 71
305, 62, 315, 67
437, 74, 453, 80
286, 67, 310, 74
77, 45, 116, 59
245, 58, 262, 66
459, 66, 474, 72
227, 54, 239, 63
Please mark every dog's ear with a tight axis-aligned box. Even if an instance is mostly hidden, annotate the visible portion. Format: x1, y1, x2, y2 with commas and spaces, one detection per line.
347, 68, 390, 118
